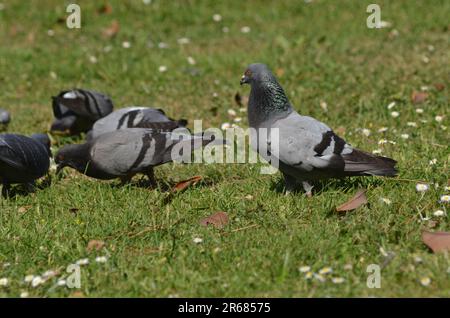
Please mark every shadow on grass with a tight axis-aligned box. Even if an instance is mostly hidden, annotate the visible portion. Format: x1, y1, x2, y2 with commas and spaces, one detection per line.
270, 175, 390, 195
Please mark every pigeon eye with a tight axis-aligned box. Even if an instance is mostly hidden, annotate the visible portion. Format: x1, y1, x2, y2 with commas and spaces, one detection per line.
245, 70, 252, 77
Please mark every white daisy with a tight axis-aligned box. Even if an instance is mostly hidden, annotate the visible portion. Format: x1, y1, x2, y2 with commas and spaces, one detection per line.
362, 128, 371, 137
415, 183, 429, 192
193, 237, 203, 244
298, 266, 311, 273
331, 277, 345, 284
95, 256, 108, 263
177, 37, 190, 45
401, 134, 409, 139
24, 275, 34, 283
372, 149, 382, 154
187, 56, 196, 65
314, 273, 326, 282
377, 127, 388, 133
387, 102, 396, 109
407, 122, 417, 127
158, 42, 168, 49
319, 267, 333, 275
240, 26, 251, 33
415, 108, 424, 114
212, 14, 222, 22
20, 291, 29, 298
381, 198, 392, 205
440, 195, 450, 203
122, 41, 131, 49
391, 111, 400, 118
0, 278, 8, 286
429, 158, 437, 165
221, 122, 231, 130
76, 258, 89, 266
158, 65, 167, 73
31, 276, 44, 287
435, 115, 444, 123
227, 109, 237, 117
433, 210, 445, 217
420, 277, 431, 286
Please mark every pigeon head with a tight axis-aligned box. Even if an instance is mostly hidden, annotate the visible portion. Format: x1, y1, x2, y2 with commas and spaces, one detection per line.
240, 63, 277, 86
241, 63, 292, 123
55, 143, 90, 175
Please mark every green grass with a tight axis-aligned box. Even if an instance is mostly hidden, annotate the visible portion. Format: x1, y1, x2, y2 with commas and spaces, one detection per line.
0, 0, 449, 297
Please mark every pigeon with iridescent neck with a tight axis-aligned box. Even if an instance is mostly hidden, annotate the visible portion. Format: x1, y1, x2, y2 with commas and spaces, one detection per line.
240, 63, 397, 196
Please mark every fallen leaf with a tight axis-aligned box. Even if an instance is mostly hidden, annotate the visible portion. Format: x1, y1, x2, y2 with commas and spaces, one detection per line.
336, 189, 368, 212
102, 20, 120, 38
18, 205, 32, 214
234, 92, 243, 107
411, 91, 428, 104
86, 240, 105, 252
172, 176, 202, 193
200, 212, 229, 229
434, 83, 445, 91
69, 291, 85, 298
275, 68, 285, 77
98, 4, 112, 14
422, 231, 450, 253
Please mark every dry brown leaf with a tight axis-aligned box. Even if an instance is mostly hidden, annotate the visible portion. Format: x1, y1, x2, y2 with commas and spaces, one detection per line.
98, 4, 113, 14
102, 20, 120, 38
434, 83, 445, 91
69, 291, 85, 298
172, 176, 202, 193
18, 205, 32, 214
422, 231, 450, 253
411, 91, 428, 104
336, 189, 368, 212
86, 240, 105, 252
200, 212, 229, 229
275, 68, 285, 77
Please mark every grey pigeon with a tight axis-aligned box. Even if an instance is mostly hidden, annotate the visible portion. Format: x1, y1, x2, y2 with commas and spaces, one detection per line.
0, 109, 11, 125
89, 106, 188, 140
0, 133, 51, 196
51, 89, 114, 135
240, 63, 397, 196
55, 128, 218, 185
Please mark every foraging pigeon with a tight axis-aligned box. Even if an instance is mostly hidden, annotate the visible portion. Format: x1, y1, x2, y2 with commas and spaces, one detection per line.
89, 106, 188, 140
55, 128, 218, 185
0, 133, 51, 196
240, 63, 397, 195
0, 109, 11, 125
51, 89, 114, 135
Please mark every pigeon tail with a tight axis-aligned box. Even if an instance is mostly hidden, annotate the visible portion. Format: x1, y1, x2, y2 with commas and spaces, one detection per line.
342, 149, 398, 177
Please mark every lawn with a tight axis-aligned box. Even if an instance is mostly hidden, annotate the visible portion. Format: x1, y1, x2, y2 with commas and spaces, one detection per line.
0, 0, 449, 297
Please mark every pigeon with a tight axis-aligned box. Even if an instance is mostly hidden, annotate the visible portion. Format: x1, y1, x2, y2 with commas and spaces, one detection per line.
0, 109, 11, 126
88, 106, 188, 140
240, 63, 397, 196
55, 128, 220, 185
0, 133, 51, 196
51, 89, 114, 135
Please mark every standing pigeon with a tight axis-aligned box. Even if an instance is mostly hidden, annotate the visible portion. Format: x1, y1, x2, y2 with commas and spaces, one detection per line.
88, 106, 188, 140
0, 109, 11, 126
51, 89, 114, 135
55, 128, 218, 185
0, 133, 51, 197
240, 63, 397, 196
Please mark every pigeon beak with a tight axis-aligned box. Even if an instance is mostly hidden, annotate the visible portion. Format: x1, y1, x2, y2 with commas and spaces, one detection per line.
240, 75, 249, 86
55, 163, 66, 176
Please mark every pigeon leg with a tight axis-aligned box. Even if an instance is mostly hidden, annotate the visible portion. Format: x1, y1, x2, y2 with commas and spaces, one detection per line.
283, 173, 298, 195
145, 168, 157, 188
25, 181, 36, 194
1, 183, 11, 198
302, 181, 314, 197
119, 174, 134, 185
